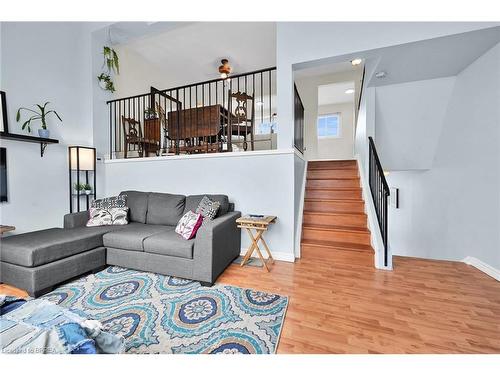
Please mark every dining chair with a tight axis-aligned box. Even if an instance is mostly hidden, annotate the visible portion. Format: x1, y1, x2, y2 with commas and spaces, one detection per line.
227, 90, 255, 151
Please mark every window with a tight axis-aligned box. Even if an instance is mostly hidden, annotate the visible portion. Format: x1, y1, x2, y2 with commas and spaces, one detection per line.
317, 113, 341, 138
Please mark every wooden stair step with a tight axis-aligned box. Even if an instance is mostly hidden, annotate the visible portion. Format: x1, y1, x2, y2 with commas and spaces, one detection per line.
304, 198, 365, 213
301, 239, 373, 253
303, 211, 368, 227
302, 224, 371, 245
306, 178, 360, 188
305, 187, 362, 200
307, 169, 359, 179
307, 160, 357, 170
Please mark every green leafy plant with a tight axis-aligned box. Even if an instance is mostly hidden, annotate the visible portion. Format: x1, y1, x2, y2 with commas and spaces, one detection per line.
103, 46, 119, 74
97, 73, 116, 93
83, 183, 92, 191
74, 183, 85, 191
97, 46, 119, 93
144, 107, 158, 120
16, 102, 62, 133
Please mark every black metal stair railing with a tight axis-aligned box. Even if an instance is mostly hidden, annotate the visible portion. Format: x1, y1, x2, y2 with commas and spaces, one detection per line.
293, 84, 304, 153
368, 136, 390, 267
106, 67, 276, 159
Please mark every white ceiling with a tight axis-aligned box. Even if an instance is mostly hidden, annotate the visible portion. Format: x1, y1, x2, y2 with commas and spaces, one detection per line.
294, 61, 360, 79
365, 26, 500, 87
116, 22, 276, 84
318, 81, 355, 106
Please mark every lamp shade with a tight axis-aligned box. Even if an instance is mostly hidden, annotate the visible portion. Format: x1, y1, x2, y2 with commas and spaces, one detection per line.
69, 147, 95, 171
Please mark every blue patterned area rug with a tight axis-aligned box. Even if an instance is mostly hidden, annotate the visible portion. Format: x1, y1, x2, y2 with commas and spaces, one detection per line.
39, 267, 288, 354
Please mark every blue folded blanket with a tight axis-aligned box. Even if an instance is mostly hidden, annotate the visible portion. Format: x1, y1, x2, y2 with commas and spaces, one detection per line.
0, 295, 124, 354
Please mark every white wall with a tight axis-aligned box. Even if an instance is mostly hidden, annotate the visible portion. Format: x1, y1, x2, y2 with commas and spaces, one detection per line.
277, 22, 499, 151
385, 43, 500, 269
295, 70, 359, 160
0, 22, 94, 233
112, 45, 172, 99
317, 102, 354, 160
101, 151, 296, 261
293, 152, 306, 257
375, 77, 456, 170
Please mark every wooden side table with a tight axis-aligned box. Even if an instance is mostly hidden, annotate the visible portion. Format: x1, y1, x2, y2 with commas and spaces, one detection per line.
0, 225, 15, 236
236, 215, 277, 272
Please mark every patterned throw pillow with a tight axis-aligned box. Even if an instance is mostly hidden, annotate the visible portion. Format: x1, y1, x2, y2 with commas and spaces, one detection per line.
86, 195, 129, 227
175, 211, 203, 240
91, 195, 127, 209
196, 196, 221, 220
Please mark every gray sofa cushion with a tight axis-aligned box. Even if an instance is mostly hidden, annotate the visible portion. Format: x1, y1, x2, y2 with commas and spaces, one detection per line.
120, 190, 149, 223
146, 192, 186, 226
0, 226, 118, 267
184, 195, 230, 217
102, 223, 173, 252
143, 231, 194, 259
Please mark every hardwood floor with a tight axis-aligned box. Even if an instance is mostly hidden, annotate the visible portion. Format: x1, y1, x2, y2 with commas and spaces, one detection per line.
2, 248, 499, 353
219, 248, 500, 354
0, 283, 28, 298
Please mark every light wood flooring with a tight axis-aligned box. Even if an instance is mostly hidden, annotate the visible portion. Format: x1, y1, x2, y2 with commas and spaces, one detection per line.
2, 248, 499, 353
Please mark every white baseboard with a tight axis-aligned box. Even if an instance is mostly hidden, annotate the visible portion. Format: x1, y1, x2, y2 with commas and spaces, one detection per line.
239, 249, 295, 263
462, 256, 500, 282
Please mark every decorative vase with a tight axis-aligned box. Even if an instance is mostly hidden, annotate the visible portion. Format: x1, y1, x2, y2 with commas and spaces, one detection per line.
85, 190, 92, 195
38, 128, 50, 138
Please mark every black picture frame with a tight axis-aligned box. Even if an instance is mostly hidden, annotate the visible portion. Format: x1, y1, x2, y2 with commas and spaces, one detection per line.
0, 147, 7, 202
0, 91, 8, 133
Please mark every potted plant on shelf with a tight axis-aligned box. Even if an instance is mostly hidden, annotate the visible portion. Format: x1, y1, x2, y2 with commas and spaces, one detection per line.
16, 102, 62, 138
74, 183, 85, 195
97, 46, 119, 93
144, 107, 158, 120
83, 183, 92, 195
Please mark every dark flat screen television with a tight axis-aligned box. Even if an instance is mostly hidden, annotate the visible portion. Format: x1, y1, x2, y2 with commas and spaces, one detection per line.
0, 147, 7, 202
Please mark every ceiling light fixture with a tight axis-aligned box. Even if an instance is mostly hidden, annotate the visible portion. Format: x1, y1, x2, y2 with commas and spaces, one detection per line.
218, 59, 232, 79
375, 71, 387, 79
345, 89, 355, 94
256, 101, 264, 106
351, 58, 363, 66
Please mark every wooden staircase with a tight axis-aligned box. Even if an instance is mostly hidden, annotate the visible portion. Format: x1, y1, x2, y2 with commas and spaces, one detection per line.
301, 160, 374, 254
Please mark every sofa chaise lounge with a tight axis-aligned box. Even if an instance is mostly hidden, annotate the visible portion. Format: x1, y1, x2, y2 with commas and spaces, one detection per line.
0, 191, 241, 297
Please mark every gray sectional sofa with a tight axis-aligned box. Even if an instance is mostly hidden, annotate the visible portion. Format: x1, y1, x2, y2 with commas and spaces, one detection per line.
0, 191, 241, 297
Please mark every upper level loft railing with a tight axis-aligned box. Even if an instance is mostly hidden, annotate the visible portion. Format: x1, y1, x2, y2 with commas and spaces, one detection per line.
106, 67, 276, 159
293, 84, 304, 154
368, 136, 390, 267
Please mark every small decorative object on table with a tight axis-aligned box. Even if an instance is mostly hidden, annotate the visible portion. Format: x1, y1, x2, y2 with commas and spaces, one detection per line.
0, 225, 15, 236
236, 215, 277, 272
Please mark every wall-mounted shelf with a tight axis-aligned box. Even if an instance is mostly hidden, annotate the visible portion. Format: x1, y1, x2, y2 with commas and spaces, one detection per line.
0, 132, 59, 157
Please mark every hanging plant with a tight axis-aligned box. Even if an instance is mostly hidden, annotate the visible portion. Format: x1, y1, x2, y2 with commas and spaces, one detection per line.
103, 46, 119, 74
97, 73, 116, 93
97, 46, 119, 93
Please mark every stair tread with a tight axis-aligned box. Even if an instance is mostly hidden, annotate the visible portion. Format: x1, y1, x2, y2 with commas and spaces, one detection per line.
303, 210, 367, 217
305, 198, 364, 203
306, 176, 360, 180
301, 239, 373, 252
306, 187, 361, 190
307, 166, 358, 170
303, 224, 369, 233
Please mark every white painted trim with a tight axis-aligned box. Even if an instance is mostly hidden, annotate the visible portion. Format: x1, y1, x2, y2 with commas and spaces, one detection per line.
239, 249, 296, 263
462, 257, 500, 282
355, 153, 393, 270
104, 148, 296, 164
294, 159, 308, 258
293, 147, 306, 161
307, 158, 356, 162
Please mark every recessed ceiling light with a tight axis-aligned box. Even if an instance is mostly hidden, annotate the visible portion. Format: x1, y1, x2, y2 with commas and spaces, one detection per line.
345, 89, 355, 94
351, 58, 363, 66
375, 71, 387, 79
